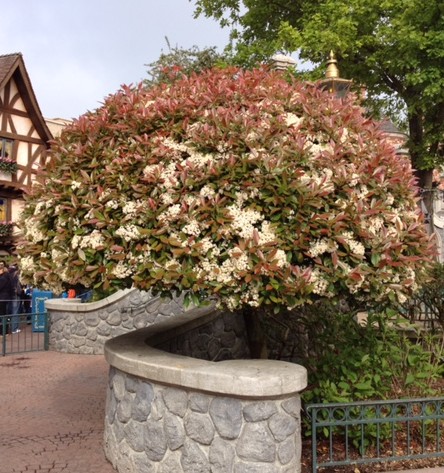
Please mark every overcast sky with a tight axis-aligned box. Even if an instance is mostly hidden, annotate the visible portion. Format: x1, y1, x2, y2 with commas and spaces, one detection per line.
1, 0, 231, 120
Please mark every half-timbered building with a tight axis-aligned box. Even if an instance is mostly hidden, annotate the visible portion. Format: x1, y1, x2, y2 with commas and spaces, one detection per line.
0, 52, 53, 254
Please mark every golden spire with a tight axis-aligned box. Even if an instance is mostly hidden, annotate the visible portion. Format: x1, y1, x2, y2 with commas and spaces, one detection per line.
325, 50, 340, 79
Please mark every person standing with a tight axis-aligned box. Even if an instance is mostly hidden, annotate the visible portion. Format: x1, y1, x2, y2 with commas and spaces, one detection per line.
0, 263, 13, 334
8, 264, 21, 333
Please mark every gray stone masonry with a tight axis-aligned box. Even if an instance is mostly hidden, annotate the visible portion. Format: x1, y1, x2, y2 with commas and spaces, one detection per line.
104, 367, 303, 473
46, 289, 221, 355
104, 322, 307, 473
157, 309, 250, 361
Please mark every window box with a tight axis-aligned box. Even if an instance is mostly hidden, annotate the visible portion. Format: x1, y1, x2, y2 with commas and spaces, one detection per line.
0, 157, 17, 174
0, 222, 13, 236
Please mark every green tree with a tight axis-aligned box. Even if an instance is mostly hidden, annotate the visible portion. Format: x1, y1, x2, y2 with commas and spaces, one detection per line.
18, 67, 431, 316
144, 39, 228, 85
193, 0, 444, 195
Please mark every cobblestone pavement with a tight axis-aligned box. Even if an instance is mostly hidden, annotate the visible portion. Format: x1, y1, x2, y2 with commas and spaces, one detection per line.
0, 351, 116, 473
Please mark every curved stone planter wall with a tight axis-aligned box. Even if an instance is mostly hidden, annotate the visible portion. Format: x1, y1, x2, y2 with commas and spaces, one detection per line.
104, 325, 307, 473
46, 289, 217, 355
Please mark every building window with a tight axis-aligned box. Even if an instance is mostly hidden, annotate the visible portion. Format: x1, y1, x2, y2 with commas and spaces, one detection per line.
0, 197, 12, 236
0, 198, 7, 221
0, 138, 13, 158
0, 138, 17, 174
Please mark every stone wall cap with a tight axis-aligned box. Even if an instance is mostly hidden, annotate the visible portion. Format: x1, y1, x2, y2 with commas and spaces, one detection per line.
104, 325, 307, 398
45, 288, 136, 312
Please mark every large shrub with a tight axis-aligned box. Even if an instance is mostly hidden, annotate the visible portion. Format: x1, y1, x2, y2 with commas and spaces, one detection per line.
18, 67, 432, 311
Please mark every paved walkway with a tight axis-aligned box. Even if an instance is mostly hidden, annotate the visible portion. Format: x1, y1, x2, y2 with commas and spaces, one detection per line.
0, 350, 442, 473
0, 351, 115, 473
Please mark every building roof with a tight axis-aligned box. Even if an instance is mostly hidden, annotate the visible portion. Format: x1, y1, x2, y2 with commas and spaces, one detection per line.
378, 118, 407, 137
0, 52, 53, 143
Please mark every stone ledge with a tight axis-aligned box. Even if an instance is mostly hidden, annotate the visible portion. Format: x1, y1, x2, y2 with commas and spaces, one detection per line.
104, 321, 307, 399
45, 288, 136, 313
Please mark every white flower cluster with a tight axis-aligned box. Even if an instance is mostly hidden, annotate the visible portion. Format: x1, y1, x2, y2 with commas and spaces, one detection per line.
368, 217, 384, 234
51, 248, 66, 263
339, 128, 349, 143
348, 173, 360, 187
158, 204, 182, 224
160, 193, 174, 206
143, 164, 159, 177
33, 201, 46, 216
258, 221, 277, 245
386, 193, 395, 206
60, 267, 74, 284
115, 224, 140, 241
235, 188, 260, 207
346, 269, 365, 294
71, 230, 105, 250
182, 219, 201, 237
111, 261, 134, 279
184, 195, 199, 207
342, 232, 366, 256
122, 200, 142, 216
198, 247, 249, 287
164, 259, 179, 270
162, 163, 179, 190
309, 268, 329, 296
200, 185, 216, 199
228, 248, 249, 272
308, 238, 338, 258
299, 169, 334, 193
272, 249, 287, 268
227, 203, 263, 240
186, 149, 216, 168
24, 217, 46, 243
105, 199, 119, 210
98, 189, 112, 202
245, 131, 260, 143
283, 112, 303, 128
305, 141, 332, 158
355, 185, 369, 200
335, 198, 347, 210
19, 256, 35, 273
196, 237, 220, 256
71, 180, 82, 190
144, 161, 179, 190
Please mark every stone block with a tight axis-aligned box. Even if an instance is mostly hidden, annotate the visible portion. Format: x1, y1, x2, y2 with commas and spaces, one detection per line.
163, 387, 188, 418
210, 397, 242, 440
116, 394, 133, 424
209, 437, 235, 473
164, 413, 185, 450
281, 397, 301, 418
243, 402, 277, 422
180, 440, 210, 473
184, 411, 215, 445
124, 420, 146, 452
237, 422, 276, 462
189, 393, 210, 413
268, 413, 298, 442
234, 462, 279, 473
144, 418, 167, 461
107, 310, 122, 326
277, 436, 296, 465
84, 312, 100, 327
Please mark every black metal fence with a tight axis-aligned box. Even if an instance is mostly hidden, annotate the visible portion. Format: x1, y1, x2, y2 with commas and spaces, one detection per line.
307, 397, 444, 472
0, 312, 49, 356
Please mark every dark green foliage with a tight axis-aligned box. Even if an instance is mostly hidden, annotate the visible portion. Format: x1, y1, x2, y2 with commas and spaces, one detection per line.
294, 305, 444, 449
194, 0, 444, 191
405, 262, 444, 332
144, 39, 228, 85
